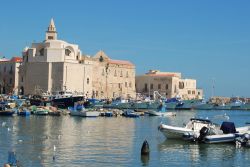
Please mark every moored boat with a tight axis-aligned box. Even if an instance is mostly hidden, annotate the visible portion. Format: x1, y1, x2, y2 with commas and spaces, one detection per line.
122, 109, 140, 118
17, 108, 31, 116
0, 102, 15, 116
33, 108, 49, 115
158, 118, 212, 139
69, 104, 99, 117
148, 102, 176, 117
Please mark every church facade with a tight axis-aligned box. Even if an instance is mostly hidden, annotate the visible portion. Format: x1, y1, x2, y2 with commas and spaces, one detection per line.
19, 19, 136, 99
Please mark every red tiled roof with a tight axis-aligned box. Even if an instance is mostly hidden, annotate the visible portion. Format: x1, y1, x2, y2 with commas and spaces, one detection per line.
10, 57, 23, 62
108, 59, 134, 66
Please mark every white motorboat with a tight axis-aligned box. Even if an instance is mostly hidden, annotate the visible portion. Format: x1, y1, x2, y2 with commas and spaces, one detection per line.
159, 118, 250, 144
148, 110, 176, 117
158, 118, 212, 139
82, 110, 100, 117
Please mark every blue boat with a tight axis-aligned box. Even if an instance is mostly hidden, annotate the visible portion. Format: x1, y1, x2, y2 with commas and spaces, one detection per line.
104, 111, 113, 117
0, 102, 15, 116
122, 109, 139, 118
17, 108, 31, 116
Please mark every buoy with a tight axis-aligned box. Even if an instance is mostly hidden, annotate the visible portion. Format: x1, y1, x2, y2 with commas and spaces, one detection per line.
141, 140, 150, 165
141, 140, 150, 155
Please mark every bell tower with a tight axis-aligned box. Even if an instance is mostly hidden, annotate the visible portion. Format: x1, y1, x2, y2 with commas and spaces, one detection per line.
46, 18, 57, 40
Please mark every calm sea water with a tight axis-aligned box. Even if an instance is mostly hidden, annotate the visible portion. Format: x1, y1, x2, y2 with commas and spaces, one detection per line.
0, 110, 250, 167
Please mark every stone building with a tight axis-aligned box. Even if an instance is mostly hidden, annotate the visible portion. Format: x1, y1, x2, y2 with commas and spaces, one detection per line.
19, 19, 136, 99
84, 50, 135, 99
135, 70, 203, 100
0, 57, 22, 94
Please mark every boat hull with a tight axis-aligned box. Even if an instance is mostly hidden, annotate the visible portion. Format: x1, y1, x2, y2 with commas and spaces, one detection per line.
204, 134, 237, 143
159, 124, 194, 139
148, 110, 175, 117
0, 111, 15, 116
52, 96, 84, 109
18, 111, 31, 116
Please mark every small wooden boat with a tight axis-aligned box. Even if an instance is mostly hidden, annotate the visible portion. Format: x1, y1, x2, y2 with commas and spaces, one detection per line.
17, 108, 31, 116
33, 108, 49, 115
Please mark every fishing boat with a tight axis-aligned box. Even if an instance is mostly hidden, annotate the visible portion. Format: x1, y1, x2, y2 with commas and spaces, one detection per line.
213, 103, 231, 110
51, 90, 84, 109
69, 104, 99, 117
165, 97, 182, 109
193, 100, 214, 110
229, 98, 244, 110
240, 103, 250, 110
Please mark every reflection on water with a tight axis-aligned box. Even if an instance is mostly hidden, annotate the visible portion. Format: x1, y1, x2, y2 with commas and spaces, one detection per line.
0, 110, 250, 166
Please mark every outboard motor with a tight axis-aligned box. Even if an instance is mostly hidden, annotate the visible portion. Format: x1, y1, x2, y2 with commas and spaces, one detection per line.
198, 126, 209, 142
236, 133, 250, 148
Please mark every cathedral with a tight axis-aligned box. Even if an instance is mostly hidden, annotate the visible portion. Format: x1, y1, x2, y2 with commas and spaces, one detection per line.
19, 19, 136, 99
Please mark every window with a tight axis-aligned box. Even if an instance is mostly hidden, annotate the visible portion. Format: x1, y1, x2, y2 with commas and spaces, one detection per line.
125, 82, 127, 87
65, 48, 71, 56
4, 66, 6, 72
39, 48, 44, 56
129, 82, 132, 88
114, 70, 117, 77
87, 78, 89, 84
165, 84, 168, 90
99, 56, 104, 62
118, 83, 122, 89
198, 92, 200, 95
126, 71, 129, 78
48, 36, 54, 40
158, 84, 161, 90
179, 82, 184, 89
188, 90, 191, 94
150, 84, 153, 89
9, 78, 12, 84
120, 71, 123, 77
192, 91, 195, 95
21, 77, 24, 82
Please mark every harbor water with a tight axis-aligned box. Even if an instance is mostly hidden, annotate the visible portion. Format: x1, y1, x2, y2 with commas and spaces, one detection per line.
0, 110, 250, 167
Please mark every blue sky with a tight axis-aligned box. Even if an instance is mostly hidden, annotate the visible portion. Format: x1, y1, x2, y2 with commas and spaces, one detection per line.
0, 0, 250, 98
